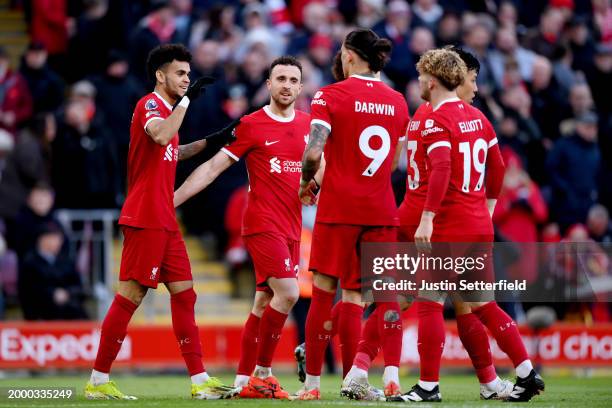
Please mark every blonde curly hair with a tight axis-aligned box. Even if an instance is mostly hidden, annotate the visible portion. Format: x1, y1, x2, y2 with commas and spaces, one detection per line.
416, 48, 467, 91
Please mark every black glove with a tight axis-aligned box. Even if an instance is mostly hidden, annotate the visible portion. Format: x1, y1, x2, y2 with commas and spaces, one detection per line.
181, 76, 216, 105
203, 117, 241, 145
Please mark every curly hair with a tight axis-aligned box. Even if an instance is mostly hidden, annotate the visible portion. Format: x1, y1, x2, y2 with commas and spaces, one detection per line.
416, 48, 467, 91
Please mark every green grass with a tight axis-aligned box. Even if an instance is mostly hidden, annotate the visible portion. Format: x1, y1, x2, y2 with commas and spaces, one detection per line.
0, 373, 611, 407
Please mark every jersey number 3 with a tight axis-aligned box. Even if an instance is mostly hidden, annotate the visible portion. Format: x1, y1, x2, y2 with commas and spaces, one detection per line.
359, 125, 391, 177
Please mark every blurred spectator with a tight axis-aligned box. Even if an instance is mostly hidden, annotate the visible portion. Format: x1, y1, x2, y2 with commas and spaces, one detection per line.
559, 82, 595, 136
0, 113, 54, 225
90, 50, 144, 197
490, 27, 538, 89
129, 0, 177, 85
374, 0, 414, 89
497, 109, 543, 176
407, 26, 435, 79
587, 204, 612, 243
567, 15, 597, 74
529, 56, 566, 140
585, 43, 612, 118
546, 111, 601, 231
306, 33, 335, 85
18, 220, 87, 320
0, 47, 33, 136
356, 0, 385, 29
287, 1, 331, 56
66, 0, 116, 82
237, 47, 269, 104
188, 4, 243, 62
497, 1, 519, 30
19, 42, 65, 115
412, 0, 443, 31
592, 0, 612, 44
435, 11, 461, 46
462, 19, 497, 94
170, 0, 196, 44
494, 148, 548, 283
550, 44, 580, 100
51, 81, 120, 209
235, 2, 285, 62
522, 7, 566, 59
29, 0, 68, 74
9, 183, 58, 258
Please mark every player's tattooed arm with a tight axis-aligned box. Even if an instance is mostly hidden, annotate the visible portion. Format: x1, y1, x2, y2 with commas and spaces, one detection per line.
178, 139, 207, 161
301, 123, 330, 182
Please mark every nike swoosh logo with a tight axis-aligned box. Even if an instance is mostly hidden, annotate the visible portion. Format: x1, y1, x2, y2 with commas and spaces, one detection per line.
265, 140, 280, 146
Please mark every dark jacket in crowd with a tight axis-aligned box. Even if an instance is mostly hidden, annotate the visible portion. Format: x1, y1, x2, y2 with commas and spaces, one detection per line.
546, 133, 601, 229
18, 250, 87, 320
51, 113, 121, 209
19, 61, 65, 114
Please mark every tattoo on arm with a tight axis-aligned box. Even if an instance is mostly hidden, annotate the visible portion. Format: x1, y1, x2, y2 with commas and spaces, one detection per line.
178, 139, 207, 161
301, 123, 330, 182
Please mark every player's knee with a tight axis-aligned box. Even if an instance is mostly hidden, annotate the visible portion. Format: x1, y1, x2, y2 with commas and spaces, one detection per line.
253, 295, 271, 314
313, 272, 337, 292
118, 281, 147, 306
276, 289, 299, 310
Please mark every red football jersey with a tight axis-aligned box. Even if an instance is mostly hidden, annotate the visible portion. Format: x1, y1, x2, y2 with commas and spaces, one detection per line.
119, 92, 179, 231
221, 106, 310, 241
421, 98, 500, 235
398, 102, 432, 228
310, 75, 409, 225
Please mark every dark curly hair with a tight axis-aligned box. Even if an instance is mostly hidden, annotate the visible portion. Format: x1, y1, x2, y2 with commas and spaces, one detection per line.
146, 44, 192, 83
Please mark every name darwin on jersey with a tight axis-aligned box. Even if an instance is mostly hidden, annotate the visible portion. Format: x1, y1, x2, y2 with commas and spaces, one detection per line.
355, 101, 395, 116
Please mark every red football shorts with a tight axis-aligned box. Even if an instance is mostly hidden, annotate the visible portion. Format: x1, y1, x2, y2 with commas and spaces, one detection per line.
119, 226, 192, 288
243, 232, 300, 292
309, 222, 398, 291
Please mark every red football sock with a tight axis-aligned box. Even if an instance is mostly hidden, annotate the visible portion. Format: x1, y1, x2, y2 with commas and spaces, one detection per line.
456, 313, 496, 383
473, 302, 529, 368
170, 288, 205, 376
305, 285, 335, 376
237, 313, 260, 375
378, 302, 402, 368
94, 294, 138, 373
339, 302, 364, 377
418, 301, 445, 382
256, 305, 288, 367
331, 301, 342, 337
356, 307, 381, 367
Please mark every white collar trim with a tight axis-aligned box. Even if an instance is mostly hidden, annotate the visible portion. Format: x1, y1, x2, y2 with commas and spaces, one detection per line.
433, 97, 460, 111
350, 74, 381, 82
153, 91, 174, 111
263, 105, 295, 122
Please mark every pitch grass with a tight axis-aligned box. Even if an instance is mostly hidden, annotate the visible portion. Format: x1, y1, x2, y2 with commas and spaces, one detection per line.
0, 373, 611, 407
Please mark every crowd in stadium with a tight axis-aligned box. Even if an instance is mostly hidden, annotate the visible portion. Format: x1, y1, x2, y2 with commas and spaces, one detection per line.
0, 0, 610, 321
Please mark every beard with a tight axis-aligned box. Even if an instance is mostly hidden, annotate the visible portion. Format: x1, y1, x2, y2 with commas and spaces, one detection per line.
331, 51, 344, 81
420, 87, 431, 102
271, 92, 296, 108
